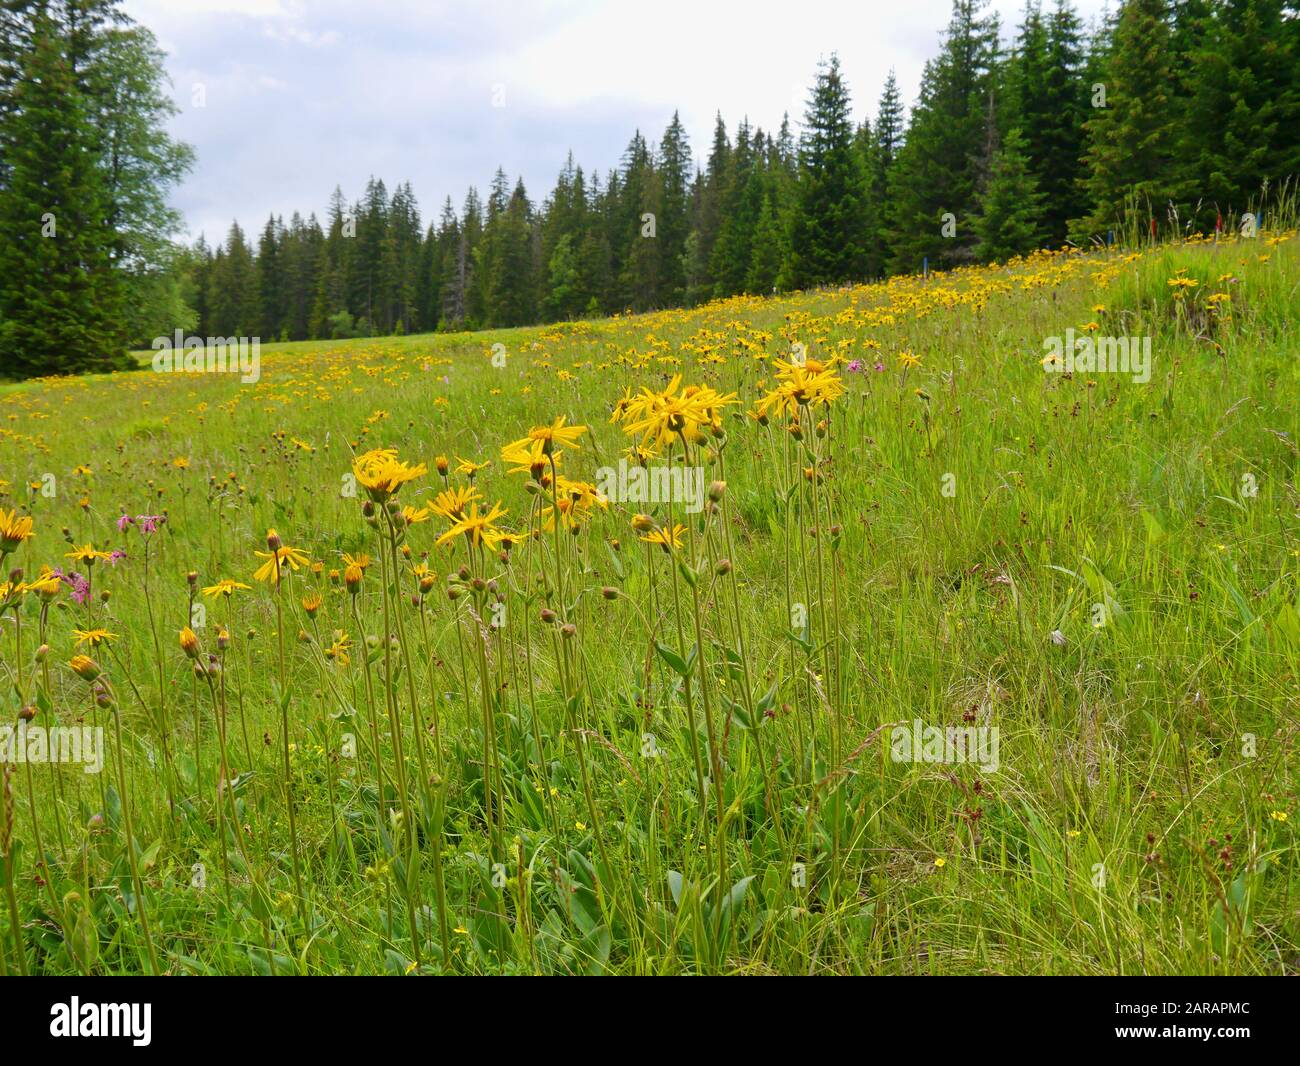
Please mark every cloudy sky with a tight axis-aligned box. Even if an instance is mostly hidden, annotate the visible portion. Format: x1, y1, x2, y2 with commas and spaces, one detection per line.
123, 0, 1112, 242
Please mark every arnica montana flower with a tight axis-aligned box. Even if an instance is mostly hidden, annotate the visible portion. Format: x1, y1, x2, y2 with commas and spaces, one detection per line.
65, 544, 112, 566
69, 655, 101, 681
500, 436, 559, 479
429, 485, 480, 522
202, 578, 251, 599
25, 569, 62, 601
344, 564, 363, 595
754, 359, 845, 420
617, 375, 736, 451
640, 522, 686, 553
72, 628, 116, 648
252, 530, 311, 586
325, 631, 352, 664
455, 457, 490, 478
352, 448, 427, 502
435, 500, 508, 549
0, 509, 35, 553
504, 416, 586, 458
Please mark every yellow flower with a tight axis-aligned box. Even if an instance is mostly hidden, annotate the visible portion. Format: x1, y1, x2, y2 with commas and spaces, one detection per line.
640, 523, 686, 553
325, 630, 352, 665
252, 540, 311, 586
72, 628, 116, 648
65, 544, 111, 565
933, 857, 946, 868
897, 350, 922, 369
352, 448, 427, 502
202, 578, 251, 599
455, 456, 490, 478
344, 564, 364, 594
1269, 810, 1288, 823
25, 571, 62, 600
179, 626, 200, 657
429, 485, 481, 522
0, 509, 35, 552
500, 436, 556, 477
617, 375, 735, 451
69, 655, 100, 681
504, 416, 586, 458
435, 500, 508, 549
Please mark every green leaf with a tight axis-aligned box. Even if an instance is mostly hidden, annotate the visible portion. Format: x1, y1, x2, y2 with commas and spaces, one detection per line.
603, 540, 624, 580
666, 869, 684, 908
655, 642, 690, 677
1139, 509, 1166, 543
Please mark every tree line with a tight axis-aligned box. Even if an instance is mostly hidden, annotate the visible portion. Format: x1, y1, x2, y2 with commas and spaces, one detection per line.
2, 0, 1298, 375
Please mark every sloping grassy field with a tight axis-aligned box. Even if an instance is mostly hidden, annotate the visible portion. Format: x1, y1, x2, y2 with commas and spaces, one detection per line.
0, 233, 1297, 974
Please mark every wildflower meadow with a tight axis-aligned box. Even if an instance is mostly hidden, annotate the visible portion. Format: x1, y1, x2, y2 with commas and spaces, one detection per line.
1, 231, 1296, 976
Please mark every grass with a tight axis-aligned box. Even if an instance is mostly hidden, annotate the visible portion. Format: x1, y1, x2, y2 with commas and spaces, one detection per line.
0, 230, 1297, 975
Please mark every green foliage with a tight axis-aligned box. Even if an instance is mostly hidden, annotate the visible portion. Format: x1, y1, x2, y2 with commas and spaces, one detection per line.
886, 0, 1003, 272
973, 127, 1046, 260
0, 0, 190, 378
1078, 0, 1180, 233
788, 55, 871, 287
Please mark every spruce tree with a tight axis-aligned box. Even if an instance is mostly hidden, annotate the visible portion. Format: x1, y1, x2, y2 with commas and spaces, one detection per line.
973, 127, 1045, 259
1180, 0, 1299, 222
657, 113, 692, 305
746, 190, 786, 293
0, 15, 125, 376
886, 0, 1002, 272
788, 54, 871, 287
867, 71, 906, 277
1078, 0, 1179, 237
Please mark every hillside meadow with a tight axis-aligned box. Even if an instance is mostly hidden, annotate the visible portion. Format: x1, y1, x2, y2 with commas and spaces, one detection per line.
0, 232, 1297, 975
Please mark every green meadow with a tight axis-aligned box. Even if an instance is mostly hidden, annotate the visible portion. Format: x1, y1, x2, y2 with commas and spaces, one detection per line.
0, 234, 1297, 975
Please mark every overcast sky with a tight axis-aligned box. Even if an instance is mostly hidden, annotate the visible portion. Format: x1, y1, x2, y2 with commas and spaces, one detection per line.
123, 0, 1112, 242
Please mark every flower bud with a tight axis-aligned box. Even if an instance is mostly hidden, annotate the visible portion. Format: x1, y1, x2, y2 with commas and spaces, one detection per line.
70, 655, 100, 681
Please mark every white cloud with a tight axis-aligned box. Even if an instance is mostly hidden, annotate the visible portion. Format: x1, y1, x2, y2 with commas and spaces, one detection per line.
122, 0, 1113, 241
